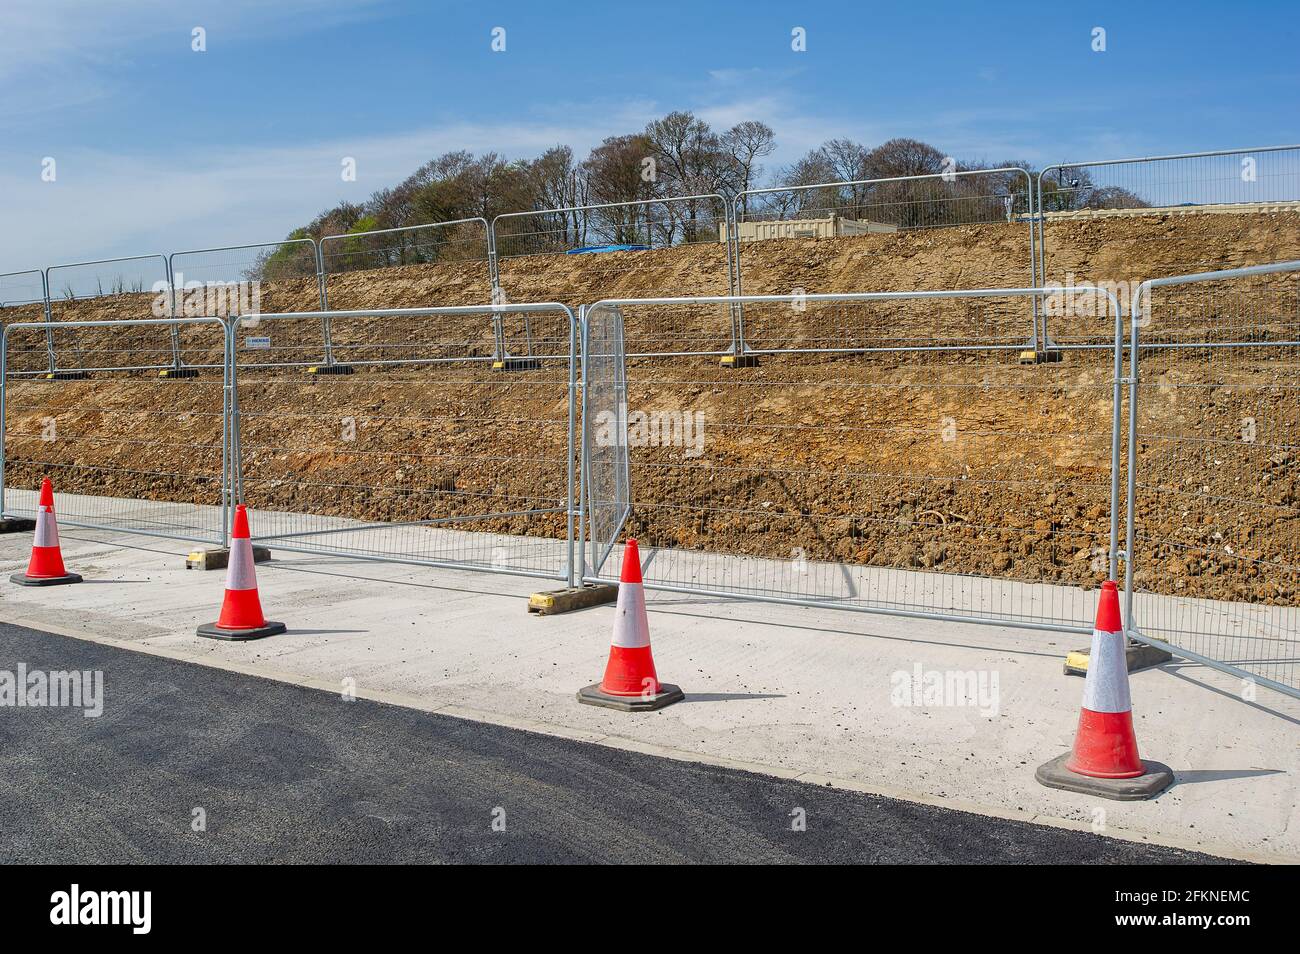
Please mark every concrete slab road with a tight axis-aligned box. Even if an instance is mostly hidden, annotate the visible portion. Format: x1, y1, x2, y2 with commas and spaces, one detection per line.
0, 621, 1230, 864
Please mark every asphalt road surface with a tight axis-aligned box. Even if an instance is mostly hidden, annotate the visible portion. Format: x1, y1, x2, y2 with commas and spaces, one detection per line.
0, 621, 1226, 864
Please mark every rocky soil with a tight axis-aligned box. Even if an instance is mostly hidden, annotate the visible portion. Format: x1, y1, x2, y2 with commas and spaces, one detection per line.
2, 212, 1297, 605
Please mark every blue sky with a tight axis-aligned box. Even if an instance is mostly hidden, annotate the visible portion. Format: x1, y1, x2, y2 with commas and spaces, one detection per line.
2, 0, 1297, 269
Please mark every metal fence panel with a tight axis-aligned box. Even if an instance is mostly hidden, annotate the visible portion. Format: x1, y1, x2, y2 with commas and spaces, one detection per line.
1125, 261, 1300, 698
1039, 146, 1300, 226
319, 218, 493, 310
0, 269, 47, 311
43, 255, 174, 372
580, 304, 631, 574
733, 169, 1038, 357
45, 254, 170, 317
230, 303, 577, 584
580, 288, 1123, 634
1036, 145, 1300, 346
169, 239, 324, 370
0, 317, 231, 546
492, 195, 734, 306
169, 238, 319, 305
0, 270, 53, 374
735, 168, 1036, 287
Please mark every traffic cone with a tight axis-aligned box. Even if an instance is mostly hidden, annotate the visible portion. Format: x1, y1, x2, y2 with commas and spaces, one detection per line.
577, 539, 683, 711
10, 478, 82, 586
1036, 580, 1173, 799
197, 504, 285, 641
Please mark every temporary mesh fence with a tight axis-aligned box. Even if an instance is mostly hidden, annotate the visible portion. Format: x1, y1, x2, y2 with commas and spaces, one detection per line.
0, 317, 231, 545
229, 304, 577, 584
582, 288, 1124, 634
1036, 146, 1300, 347
492, 196, 734, 308
1124, 261, 1300, 698
319, 219, 493, 311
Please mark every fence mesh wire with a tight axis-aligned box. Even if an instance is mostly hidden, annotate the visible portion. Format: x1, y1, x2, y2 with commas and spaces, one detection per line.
41, 256, 175, 371
320, 221, 492, 310
45, 256, 169, 319
494, 197, 731, 306
582, 305, 630, 572
1041, 149, 1300, 216
1127, 268, 1300, 695
232, 307, 575, 582
169, 239, 319, 327
0, 271, 50, 372
1, 319, 229, 544
1038, 147, 1300, 346
583, 293, 1120, 631
735, 170, 1036, 295
0, 270, 45, 310
172, 240, 318, 286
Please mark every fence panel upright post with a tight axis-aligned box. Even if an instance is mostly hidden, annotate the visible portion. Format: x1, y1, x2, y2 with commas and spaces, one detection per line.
1027, 169, 1043, 355
165, 252, 184, 372
0, 325, 8, 516
40, 269, 56, 374
576, 303, 588, 584
221, 314, 232, 546
315, 237, 327, 312
726, 196, 744, 358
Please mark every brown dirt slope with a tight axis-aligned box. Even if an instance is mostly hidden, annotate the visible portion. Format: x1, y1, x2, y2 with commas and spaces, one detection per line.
2, 212, 1298, 608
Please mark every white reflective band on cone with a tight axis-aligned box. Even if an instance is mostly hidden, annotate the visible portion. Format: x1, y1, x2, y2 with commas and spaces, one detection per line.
225, 537, 257, 591
610, 582, 650, 649
33, 506, 58, 549
1081, 626, 1132, 713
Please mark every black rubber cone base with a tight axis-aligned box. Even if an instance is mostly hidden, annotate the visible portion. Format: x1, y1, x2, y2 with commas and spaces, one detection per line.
577, 682, 684, 712
10, 572, 82, 586
1035, 752, 1174, 801
197, 620, 286, 642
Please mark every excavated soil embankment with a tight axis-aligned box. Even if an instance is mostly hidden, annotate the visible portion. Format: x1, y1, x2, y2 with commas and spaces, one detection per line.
2, 213, 1298, 605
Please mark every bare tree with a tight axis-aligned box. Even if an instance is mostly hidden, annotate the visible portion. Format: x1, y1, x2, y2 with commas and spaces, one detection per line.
644, 111, 730, 241
1084, 185, 1150, 210
528, 146, 589, 246
583, 134, 656, 246
815, 139, 875, 211
860, 140, 956, 228
722, 121, 776, 214
765, 150, 838, 219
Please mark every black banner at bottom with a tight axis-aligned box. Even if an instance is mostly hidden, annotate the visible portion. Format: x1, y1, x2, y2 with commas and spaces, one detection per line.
4, 862, 1287, 939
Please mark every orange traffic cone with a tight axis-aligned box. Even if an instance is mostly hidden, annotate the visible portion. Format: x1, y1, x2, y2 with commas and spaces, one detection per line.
578, 539, 683, 711
1036, 580, 1172, 799
10, 478, 82, 586
197, 504, 285, 641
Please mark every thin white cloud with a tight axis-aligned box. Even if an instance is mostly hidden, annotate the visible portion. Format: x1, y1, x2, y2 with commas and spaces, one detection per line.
0, 0, 391, 119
